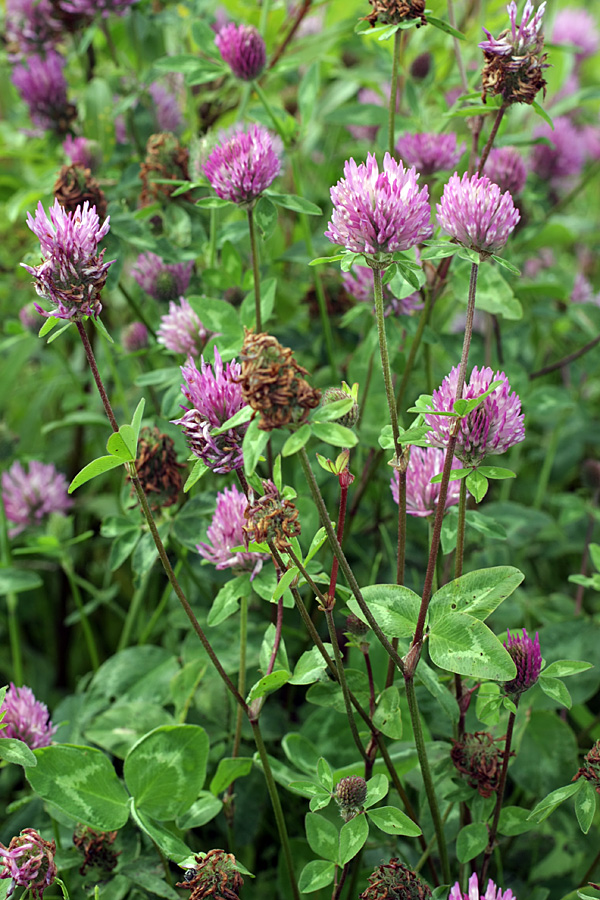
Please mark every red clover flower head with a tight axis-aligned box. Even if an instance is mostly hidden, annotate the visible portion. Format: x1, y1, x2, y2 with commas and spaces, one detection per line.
391, 446, 464, 517
436, 172, 520, 257
203, 125, 281, 206
480, 1, 546, 57
12, 51, 76, 134
62, 135, 101, 170
156, 298, 207, 356
22, 199, 113, 320
54, 0, 138, 18
342, 266, 423, 316
395, 132, 466, 176
482, 147, 527, 196
450, 873, 515, 900
479, 1, 548, 104
149, 77, 184, 133
172, 347, 248, 473
325, 152, 432, 257
425, 365, 525, 467
6, 0, 61, 59
197, 484, 269, 579
0, 684, 56, 749
121, 321, 149, 352
2, 460, 72, 536
215, 22, 266, 81
503, 628, 542, 695
551, 9, 599, 65
531, 117, 585, 186
131, 252, 193, 302
0, 828, 57, 900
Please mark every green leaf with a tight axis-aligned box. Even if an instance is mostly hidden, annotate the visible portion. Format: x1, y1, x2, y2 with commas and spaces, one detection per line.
247, 669, 290, 702
456, 823, 489, 862
195, 196, 233, 209
372, 687, 402, 739
427, 15, 465, 39
107, 428, 136, 461
311, 422, 358, 448
428, 612, 517, 680
129, 802, 191, 863
346, 583, 421, 638
466, 469, 488, 503
264, 191, 322, 215
491, 255, 521, 275
575, 779, 597, 834
420, 242, 458, 261
498, 806, 538, 836
39, 317, 58, 337
429, 566, 525, 625
364, 774, 389, 809
311, 397, 354, 423
153, 53, 208, 74
130, 398, 145, 442
366, 806, 422, 836
542, 659, 594, 678
527, 782, 582, 823
309, 254, 344, 267
305, 812, 338, 862
317, 757, 333, 792
207, 578, 245, 627
298, 860, 335, 893
282, 424, 312, 457
538, 675, 572, 708
477, 466, 516, 479
184, 459, 209, 492
243, 419, 269, 477
0, 567, 43, 595
209, 758, 253, 795
338, 813, 369, 865
27, 744, 129, 830
69, 455, 123, 492
417, 659, 460, 723
177, 792, 223, 829
531, 100, 553, 128
289, 645, 333, 685
254, 196, 278, 240
298, 62, 320, 126
0, 737, 37, 767
273, 567, 299, 601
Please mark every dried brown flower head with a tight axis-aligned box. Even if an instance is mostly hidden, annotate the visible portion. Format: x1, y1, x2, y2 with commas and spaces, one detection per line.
176, 849, 243, 900
360, 858, 432, 900
54, 164, 107, 222
73, 826, 120, 876
239, 330, 321, 431
574, 739, 600, 795
243, 479, 301, 552
481, 51, 547, 105
140, 132, 191, 205
366, 0, 426, 28
450, 731, 509, 798
132, 427, 185, 510
0, 828, 57, 900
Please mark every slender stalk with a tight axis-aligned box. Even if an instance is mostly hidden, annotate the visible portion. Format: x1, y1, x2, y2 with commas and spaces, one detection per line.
332, 861, 350, 900
266, 595, 284, 676
324, 607, 368, 762
579, 844, 600, 888
208, 209, 218, 268
268, 0, 312, 70
533, 412, 566, 510
530, 333, 600, 379
247, 207, 262, 333
372, 265, 401, 453
454, 478, 468, 580
138, 556, 184, 644
118, 281, 157, 338
395, 289, 433, 416
388, 30, 402, 157
258, 0, 271, 35
233, 594, 248, 753
61, 560, 100, 671
405, 676, 451, 882
477, 102, 509, 175
385, 465, 406, 689
363, 647, 376, 718
119, 569, 151, 650
251, 720, 301, 900
76, 321, 119, 432
327, 468, 351, 607
448, 0, 469, 93
574, 495, 598, 615
252, 80, 286, 143
480, 700, 519, 883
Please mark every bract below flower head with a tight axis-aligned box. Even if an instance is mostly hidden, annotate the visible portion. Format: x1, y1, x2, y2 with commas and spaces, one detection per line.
0, 683, 56, 749
450, 873, 515, 900
391, 446, 464, 517
436, 172, 520, 256
197, 484, 268, 579
325, 152, 432, 258
203, 125, 281, 206
396, 132, 466, 176
215, 22, 266, 81
424, 365, 525, 467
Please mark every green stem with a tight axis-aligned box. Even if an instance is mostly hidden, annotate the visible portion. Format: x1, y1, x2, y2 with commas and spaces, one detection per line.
258, 0, 271, 35
447, 0, 469, 93
118, 281, 157, 338
208, 209, 218, 268
404, 676, 451, 882
533, 412, 566, 510
119, 569, 152, 651
372, 265, 401, 454
324, 607, 368, 762
61, 560, 100, 671
252, 80, 286, 143
251, 720, 300, 900
388, 30, 402, 157
395, 289, 433, 416
480, 700, 518, 882
247, 207, 262, 333
477, 102, 509, 175
454, 477, 468, 580
138, 556, 185, 644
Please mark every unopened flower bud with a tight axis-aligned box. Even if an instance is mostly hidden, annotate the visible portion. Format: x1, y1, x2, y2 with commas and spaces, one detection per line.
345, 613, 369, 636
335, 776, 367, 821
321, 387, 359, 428
410, 52, 432, 80
503, 628, 542, 696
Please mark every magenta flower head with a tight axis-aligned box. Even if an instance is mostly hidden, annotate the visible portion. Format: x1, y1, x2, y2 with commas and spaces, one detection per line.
450, 873, 515, 900
22, 200, 113, 320
342, 266, 423, 316
479, 1, 548, 105
2, 460, 72, 537
0, 828, 57, 900
483, 146, 527, 196
325, 152, 432, 259
6, 0, 60, 59
0, 684, 56, 749
436, 172, 520, 257
12, 51, 76, 134
203, 125, 281, 207
424, 365, 525, 467
395, 132, 466, 176
391, 446, 464, 517
62, 135, 101, 170
480, 0, 546, 57
197, 484, 269, 579
156, 298, 207, 356
149, 77, 184, 133
215, 22, 266, 81
531, 117, 585, 186
503, 628, 542, 695
552, 8, 599, 65
121, 321, 149, 352
172, 347, 248, 473
131, 252, 193, 302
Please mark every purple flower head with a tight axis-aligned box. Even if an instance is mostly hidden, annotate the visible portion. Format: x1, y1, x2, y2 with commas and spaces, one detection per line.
22, 200, 113, 320
0, 684, 56, 749
131, 252, 193, 302
396, 132, 466, 176
424, 366, 525, 467
203, 125, 281, 206
197, 484, 269, 578
483, 147, 527, 195
479, 2, 548, 104
156, 298, 207, 356
450, 873, 515, 900
63, 135, 100, 170
581, 125, 600, 162
531, 117, 585, 186
342, 266, 423, 316
0, 828, 57, 900
348, 88, 385, 143
480, 0, 546, 57
121, 321, 149, 352
325, 152, 432, 257
12, 51, 75, 134
391, 446, 464, 517
503, 628, 542, 694
571, 272, 597, 305
148, 77, 184, 133
551, 8, 599, 64
172, 347, 248, 473
215, 22, 266, 81
19, 302, 40, 332
2, 460, 72, 537
54, 0, 138, 18
6, 0, 61, 59
436, 172, 520, 256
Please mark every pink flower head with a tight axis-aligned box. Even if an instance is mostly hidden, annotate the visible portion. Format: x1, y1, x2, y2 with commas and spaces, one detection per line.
503, 628, 542, 694
172, 347, 248, 473
22, 199, 113, 320
551, 8, 599, 64
483, 147, 527, 195
391, 446, 464, 517
342, 266, 423, 316
215, 22, 266, 81
2, 460, 72, 536
121, 321, 149, 352
436, 172, 520, 256
450, 873, 515, 900
0, 684, 56, 749
55, 0, 138, 17
531, 116, 585, 185
203, 125, 281, 206
156, 298, 207, 356
325, 152, 432, 256
11, 51, 74, 134
396, 132, 466, 176
480, 0, 546, 57
424, 365, 525, 467
131, 252, 193, 302
6, 0, 61, 60
148, 77, 184, 133
197, 484, 269, 578
0, 828, 57, 899
62, 135, 99, 170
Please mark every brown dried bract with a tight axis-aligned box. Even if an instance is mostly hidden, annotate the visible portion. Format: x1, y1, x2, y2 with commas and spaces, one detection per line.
73, 826, 120, 876
451, 731, 510, 798
140, 132, 192, 205
239, 329, 321, 431
573, 739, 600, 795
54, 164, 107, 222
360, 858, 432, 900
243, 479, 301, 552
365, 0, 426, 28
481, 50, 548, 105
132, 426, 185, 510
175, 850, 243, 900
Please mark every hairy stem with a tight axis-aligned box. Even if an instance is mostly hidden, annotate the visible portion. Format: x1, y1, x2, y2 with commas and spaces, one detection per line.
480, 700, 519, 882
477, 102, 509, 175
388, 30, 402, 157
247, 207, 262, 333
372, 266, 401, 454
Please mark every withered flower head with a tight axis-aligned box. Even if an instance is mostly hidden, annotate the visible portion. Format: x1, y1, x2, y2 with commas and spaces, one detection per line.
574, 740, 600, 795
239, 329, 321, 431
176, 849, 243, 900
360, 858, 432, 900
0, 828, 57, 900
54, 164, 107, 222
73, 826, 120, 876
131, 426, 185, 510
450, 731, 508, 798
365, 0, 426, 28
243, 479, 301, 552
479, 1, 548, 105
140, 132, 191, 205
